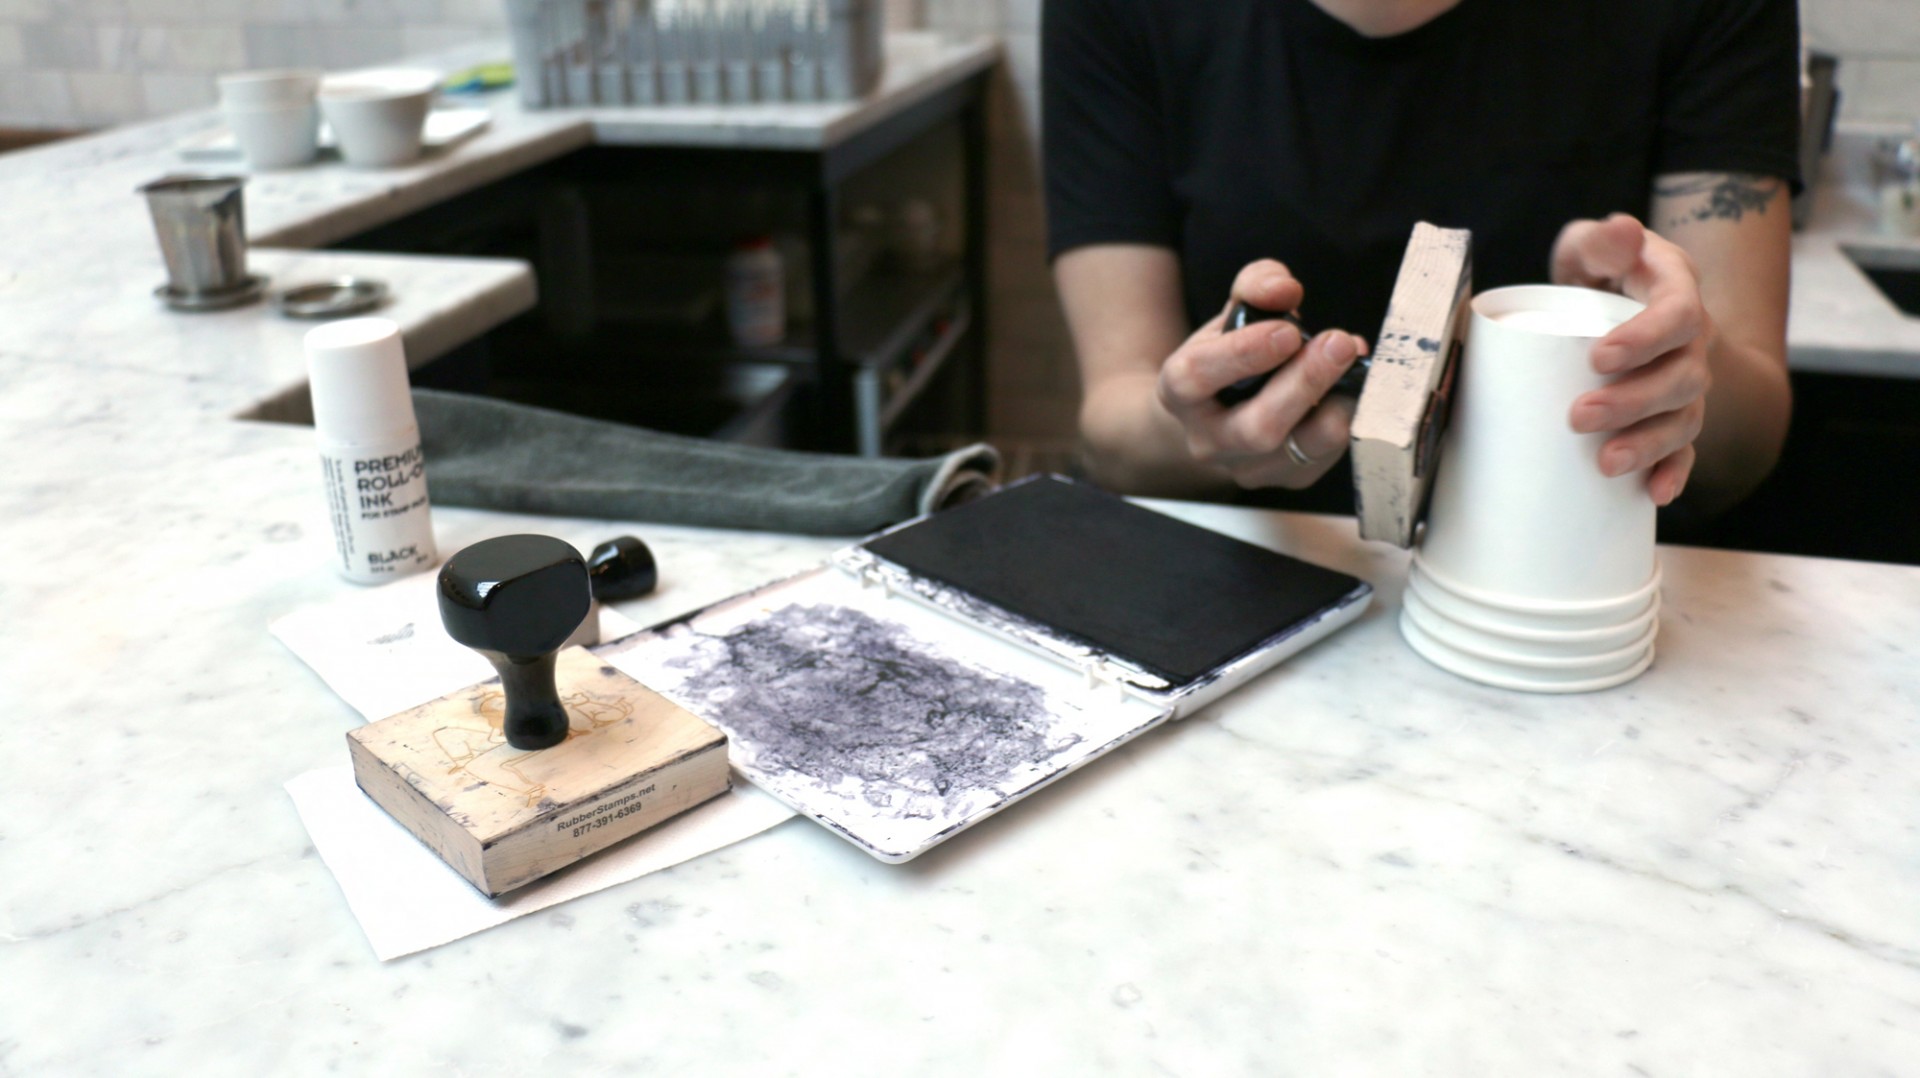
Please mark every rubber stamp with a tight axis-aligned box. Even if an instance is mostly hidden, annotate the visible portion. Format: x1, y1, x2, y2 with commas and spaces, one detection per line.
1348, 222, 1474, 548
1205, 223, 1473, 546
347, 534, 728, 897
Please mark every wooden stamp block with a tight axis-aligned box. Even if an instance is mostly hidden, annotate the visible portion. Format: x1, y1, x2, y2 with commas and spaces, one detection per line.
347, 646, 729, 897
1351, 222, 1475, 548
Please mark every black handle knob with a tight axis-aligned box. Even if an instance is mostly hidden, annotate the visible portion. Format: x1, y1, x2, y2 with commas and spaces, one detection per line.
587, 535, 657, 602
438, 534, 592, 751
1214, 301, 1369, 406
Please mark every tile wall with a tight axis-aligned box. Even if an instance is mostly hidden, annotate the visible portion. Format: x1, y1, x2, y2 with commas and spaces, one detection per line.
0, 1, 505, 128
1803, 0, 1920, 123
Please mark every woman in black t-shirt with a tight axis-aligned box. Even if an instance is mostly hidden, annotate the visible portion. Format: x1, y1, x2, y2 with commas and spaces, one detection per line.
1044, 0, 1798, 515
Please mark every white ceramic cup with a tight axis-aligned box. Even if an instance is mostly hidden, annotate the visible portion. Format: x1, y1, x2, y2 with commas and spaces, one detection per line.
1404, 284, 1659, 693
224, 101, 320, 170
317, 69, 439, 168
218, 69, 320, 108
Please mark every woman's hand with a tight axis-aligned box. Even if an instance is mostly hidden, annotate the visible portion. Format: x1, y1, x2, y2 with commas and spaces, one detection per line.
1154, 259, 1368, 489
1551, 213, 1714, 506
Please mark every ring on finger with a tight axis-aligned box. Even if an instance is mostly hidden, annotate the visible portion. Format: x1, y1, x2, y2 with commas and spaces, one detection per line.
1284, 434, 1315, 468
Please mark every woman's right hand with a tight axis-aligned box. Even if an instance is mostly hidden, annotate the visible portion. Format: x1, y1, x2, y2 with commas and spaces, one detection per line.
1155, 259, 1368, 489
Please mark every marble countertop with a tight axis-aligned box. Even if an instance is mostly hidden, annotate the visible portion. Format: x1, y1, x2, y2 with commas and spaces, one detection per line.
4, 386, 1919, 1074
1, 42, 1918, 1075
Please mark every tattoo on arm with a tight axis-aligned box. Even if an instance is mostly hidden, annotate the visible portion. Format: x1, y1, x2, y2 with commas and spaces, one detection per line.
1653, 173, 1785, 229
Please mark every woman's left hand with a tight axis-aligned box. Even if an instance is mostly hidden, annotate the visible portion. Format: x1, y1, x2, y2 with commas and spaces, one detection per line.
1550, 212, 1713, 506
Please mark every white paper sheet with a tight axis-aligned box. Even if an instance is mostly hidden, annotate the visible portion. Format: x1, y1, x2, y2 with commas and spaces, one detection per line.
287, 766, 795, 961
270, 568, 644, 722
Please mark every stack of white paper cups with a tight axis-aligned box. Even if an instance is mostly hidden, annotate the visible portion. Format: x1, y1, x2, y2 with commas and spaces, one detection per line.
1402, 285, 1660, 693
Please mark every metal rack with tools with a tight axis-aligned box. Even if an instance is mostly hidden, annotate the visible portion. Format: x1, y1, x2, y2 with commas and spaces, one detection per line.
333, 37, 994, 457
504, 0, 885, 108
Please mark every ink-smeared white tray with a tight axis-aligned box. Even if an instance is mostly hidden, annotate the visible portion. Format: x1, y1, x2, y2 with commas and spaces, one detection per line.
601, 566, 1172, 863
603, 477, 1372, 864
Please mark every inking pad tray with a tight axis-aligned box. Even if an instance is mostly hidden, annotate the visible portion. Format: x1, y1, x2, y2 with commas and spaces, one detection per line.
862, 476, 1365, 687
602, 566, 1170, 862
600, 476, 1371, 863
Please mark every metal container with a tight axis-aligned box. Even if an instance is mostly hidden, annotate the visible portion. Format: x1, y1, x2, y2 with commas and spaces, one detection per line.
137, 174, 250, 297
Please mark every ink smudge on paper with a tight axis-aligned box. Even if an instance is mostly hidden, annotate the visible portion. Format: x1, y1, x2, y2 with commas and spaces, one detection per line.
669, 604, 1072, 815
366, 622, 416, 646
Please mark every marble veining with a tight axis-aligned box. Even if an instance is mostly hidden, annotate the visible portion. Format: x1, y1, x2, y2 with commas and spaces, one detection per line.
0, 35, 1917, 1078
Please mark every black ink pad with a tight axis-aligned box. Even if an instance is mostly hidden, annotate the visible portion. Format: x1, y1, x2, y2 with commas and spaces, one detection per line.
862, 476, 1365, 687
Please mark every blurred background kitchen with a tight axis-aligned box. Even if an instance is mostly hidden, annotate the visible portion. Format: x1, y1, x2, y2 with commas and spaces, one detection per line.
0, 0, 1073, 459
1, 0, 1917, 562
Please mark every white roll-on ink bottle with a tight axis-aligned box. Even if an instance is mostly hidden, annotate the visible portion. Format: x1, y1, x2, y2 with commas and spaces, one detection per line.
304, 317, 437, 584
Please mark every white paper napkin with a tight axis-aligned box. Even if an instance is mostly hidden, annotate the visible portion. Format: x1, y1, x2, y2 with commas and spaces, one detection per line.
287, 766, 795, 960
270, 568, 645, 722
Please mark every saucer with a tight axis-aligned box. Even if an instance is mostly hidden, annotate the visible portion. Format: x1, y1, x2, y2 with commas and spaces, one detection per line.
271, 276, 389, 319
155, 274, 269, 312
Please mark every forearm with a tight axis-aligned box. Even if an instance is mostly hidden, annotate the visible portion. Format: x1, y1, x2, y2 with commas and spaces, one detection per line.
1651, 171, 1796, 514
1059, 245, 1360, 496
1689, 334, 1791, 513
1058, 244, 1233, 496
1079, 371, 1233, 497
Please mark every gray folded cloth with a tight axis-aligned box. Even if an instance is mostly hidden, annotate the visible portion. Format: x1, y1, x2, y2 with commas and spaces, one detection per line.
413, 389, 1000, 535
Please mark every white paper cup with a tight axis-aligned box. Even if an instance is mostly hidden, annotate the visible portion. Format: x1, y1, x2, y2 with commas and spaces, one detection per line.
318, 69, 439, 168
1400, 606, 1655, 694
1402, 581, 1659, 664
224, 101, 320, 170
1401, 597, 1657, 676
1405, 284, 1660, 692
1403, 568, 1659, 655
1409, 550, 1661, 634
218, 69, 320, 108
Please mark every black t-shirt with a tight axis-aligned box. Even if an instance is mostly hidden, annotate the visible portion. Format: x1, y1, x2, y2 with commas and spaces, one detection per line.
1043, 0, 1802, 338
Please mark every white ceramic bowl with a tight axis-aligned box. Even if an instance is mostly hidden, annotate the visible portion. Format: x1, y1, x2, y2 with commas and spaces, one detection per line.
218, 69, 320, 108
317, 69, 441, 168
224, 101, 320, 170
319, 68, 441, 102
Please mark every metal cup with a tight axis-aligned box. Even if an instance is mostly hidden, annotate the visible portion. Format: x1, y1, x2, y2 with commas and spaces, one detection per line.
136, 174, 249, 296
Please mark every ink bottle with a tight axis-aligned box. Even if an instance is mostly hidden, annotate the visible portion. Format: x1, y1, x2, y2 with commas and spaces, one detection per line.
304, 317, 437, 584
